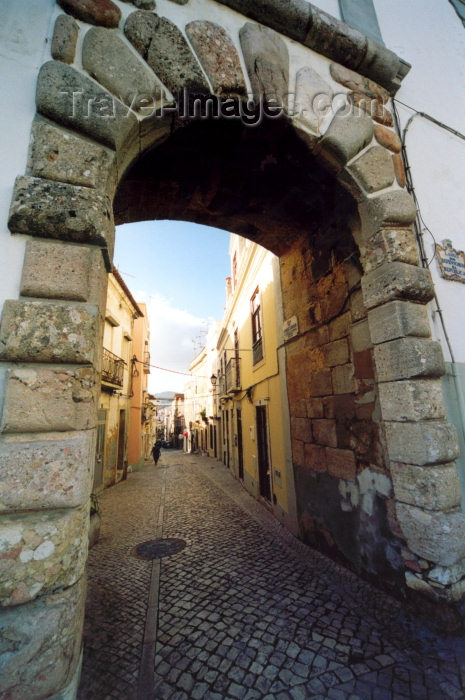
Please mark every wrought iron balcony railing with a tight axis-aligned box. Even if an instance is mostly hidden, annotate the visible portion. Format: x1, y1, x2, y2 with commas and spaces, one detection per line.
226, 357, 241, 393
101, 347, 125, 386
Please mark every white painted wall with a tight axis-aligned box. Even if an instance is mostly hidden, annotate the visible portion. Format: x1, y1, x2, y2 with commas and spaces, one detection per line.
0, 0, 56, 316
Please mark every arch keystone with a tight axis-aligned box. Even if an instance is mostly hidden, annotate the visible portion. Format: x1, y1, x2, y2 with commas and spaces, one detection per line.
240, 22, 289, 105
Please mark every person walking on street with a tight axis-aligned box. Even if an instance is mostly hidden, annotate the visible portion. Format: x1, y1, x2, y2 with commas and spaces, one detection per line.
151, 441, 161, 466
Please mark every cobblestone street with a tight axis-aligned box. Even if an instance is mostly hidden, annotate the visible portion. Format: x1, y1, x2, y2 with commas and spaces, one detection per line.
78, 451, 465, 699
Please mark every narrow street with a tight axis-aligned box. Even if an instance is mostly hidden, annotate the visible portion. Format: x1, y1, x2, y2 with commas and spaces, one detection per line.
78, 451, 465, 700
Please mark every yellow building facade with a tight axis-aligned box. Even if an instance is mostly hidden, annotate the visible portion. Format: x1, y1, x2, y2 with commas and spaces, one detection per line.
128, 302, 155, 469
95, 269, 143, 490
215, 236, 297, 533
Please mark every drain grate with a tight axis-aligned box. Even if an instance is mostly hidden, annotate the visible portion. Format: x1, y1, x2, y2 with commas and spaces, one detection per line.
135, 538, 186, 560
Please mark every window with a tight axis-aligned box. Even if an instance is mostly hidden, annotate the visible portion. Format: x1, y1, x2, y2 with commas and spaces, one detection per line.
251, 287, 263, 365
232, 252, 238, 290
338, 0, 384, 45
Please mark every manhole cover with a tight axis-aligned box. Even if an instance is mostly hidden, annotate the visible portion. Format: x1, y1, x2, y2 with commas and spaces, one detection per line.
135, 538, 186, 560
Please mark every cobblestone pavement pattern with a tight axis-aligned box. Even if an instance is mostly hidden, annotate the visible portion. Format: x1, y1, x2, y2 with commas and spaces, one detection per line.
78, 451, 465, 699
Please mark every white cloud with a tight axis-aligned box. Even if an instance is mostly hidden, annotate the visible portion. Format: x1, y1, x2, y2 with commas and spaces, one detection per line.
140, 293, 214, 394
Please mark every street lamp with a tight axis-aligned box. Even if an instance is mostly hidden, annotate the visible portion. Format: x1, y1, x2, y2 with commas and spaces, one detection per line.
210, 373, 217, 387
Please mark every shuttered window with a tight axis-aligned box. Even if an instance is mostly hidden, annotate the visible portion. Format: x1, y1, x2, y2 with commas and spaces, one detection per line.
339, 0, 384, 45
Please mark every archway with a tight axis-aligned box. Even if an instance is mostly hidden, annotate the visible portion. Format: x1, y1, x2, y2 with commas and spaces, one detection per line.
1, 1, 463, 696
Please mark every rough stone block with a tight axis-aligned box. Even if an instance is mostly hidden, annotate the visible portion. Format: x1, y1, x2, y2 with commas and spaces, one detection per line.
348, 146, 395, 193
291, 416, 312, 443
292, 439, 304, 465
322, 338, 349, 367
384, 421, 459, 465
8, 176, 114, 251
361, 228, 421, 272
374, 124, 402, 153
305, 7, 367, 70
186, 21, 247, 98
359, 191, 417, 240
368, 300, 431, 345
349, 92, 393, 127
36, 61, 138, 154
83, 27, 162, 111
0, 430, 94, 511
294, 66, 333, 134
240, 23, 289, 105
29, 117, 115, 191
57, 0, 121, 28
379, 379, 446, 421
0, 505, 88, 606
0, 577, 85, 700
326, 447, 356, 480
374, 337, 445, 382
51, 14, 79, 64
0, 300, 99, 364
350, 288, 367, 322
329, 311, 351, 341
350, 319, 372, 352
393, 153, 407, 188
304, 443, 327, 472
309, 369, 332, 397
146, 16, 209, 97
428, 559, 465, 586
312, 419, 337, 447
332, 364, 356, 394
396, 503, 465, 566
124, 10, 160, 57
1, 366, 97, 433
319, 108, 373, 171
330, 63, 389, 102
21, 240, 91, 302
391, 462, 461, 511
361, 262, 434, 309
306, 398, 324, 418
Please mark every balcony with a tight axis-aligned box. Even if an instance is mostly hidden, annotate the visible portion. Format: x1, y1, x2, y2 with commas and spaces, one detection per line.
252, 338, 263, 365
101, 347, 125, 386
226, 357, 241, 393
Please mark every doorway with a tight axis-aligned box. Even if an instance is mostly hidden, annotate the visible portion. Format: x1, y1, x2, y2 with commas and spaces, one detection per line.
256, 405, 271, 502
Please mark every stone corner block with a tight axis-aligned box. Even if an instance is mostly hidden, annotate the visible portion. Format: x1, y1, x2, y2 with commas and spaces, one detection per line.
391, 462, 461, 511
21, 239, 92, 302
361, 262, 434, 309
0, 430, 95, 511
0, 505, 89, 606
8, 175, 114, 253
367, 300, 431, 345
318, 108, 373, 171
359, 190, 417, 239
361, 227, 421, 273
0, 577, 85, 700
0, 299, 99, 364
384, 420, 459, 465
374, 337, 445, 382
348, 145, 395, 194
396, 503, 465, 566
378, 379, 446, 422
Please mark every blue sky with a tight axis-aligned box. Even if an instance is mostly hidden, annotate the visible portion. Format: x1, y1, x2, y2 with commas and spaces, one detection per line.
115, 220, 231, 393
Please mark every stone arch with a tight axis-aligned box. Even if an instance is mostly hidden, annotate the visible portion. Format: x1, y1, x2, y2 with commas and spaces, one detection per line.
1, 0, 464, 695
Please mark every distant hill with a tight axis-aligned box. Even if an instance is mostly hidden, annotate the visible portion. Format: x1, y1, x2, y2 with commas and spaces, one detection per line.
155, 391, 175, 401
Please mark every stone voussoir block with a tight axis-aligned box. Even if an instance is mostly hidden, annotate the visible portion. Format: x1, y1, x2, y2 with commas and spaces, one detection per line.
0, 299, 99, 364
359, 190, 417, 240
318, 108, 373, 172
348, 145, 395, 194
51, 14, 79, 64
57, 0, 121, 28
396, 503, 465, 567
82, 27, 163, 112
186, 21, 247, 98
0, 577, 85, 700
361, 261, 434, 309
21, 239, 92, 302
240, 22, 289, 105
367, 300, 431, 345
374, 124, 402, 153
36, 61, 138, 154
391, 461, 461, 511
293, 66, 333, 135
29, 117, 115, 191
8, 176, 114, 252
0, 430, 95, 511
0, 505, 88, 606
384, 420, 459, 465
379, 379, 446, 421
374, 337, 445, 382
1, 366, 98, 433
